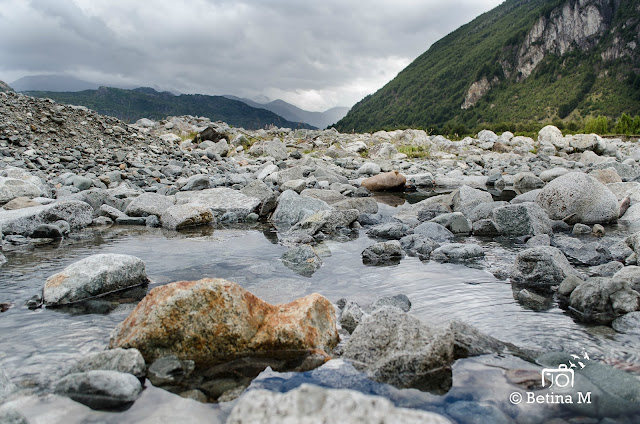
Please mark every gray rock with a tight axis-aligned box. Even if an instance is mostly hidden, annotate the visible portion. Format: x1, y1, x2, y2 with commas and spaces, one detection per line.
452, 185, 493, 216
99, 204, 125, 220
472, 219, 499, 236
591, 261, 624, 277
281, 179, 307, 193
362, 240, 405, 265
510, 189, 542, 204
31, 223, 63, 239
539, 167, 569, 182
276, 166, 305, 185
54, 370, 142, 410
430, 212, 472, 234
69, 348, 146, 379
612, 311, 640, 335
116, 216, 147, 225
610, 240, 634, 262
431, 243, 484, 262
340, 301, 364, 334
413, 222, 454, 243
569, 277, 640, 324
160, 204, 214, 230
357, 162, 381, 175
513, 172, 544, 190
572, 223, 592, 235
417, 203, 451, 221
0, 177, 42, 205
333, 198, 378, 214
366, 222, 409, 240
0, 200, 92, 236
125, 193, 174, 217
525, 234, 551, 247
205, 139, 229, 158
536, 172, 619, 224
467, 201, 508, 223
175, 188, 261, 220
399, 234, 439, 258
516, 289, 551, 310
492, 203, 552, 236
552, 235, 612, 266
369, 294, 411, 313
611, 266, 640, 291
0, 409, 28, 424
281, 245, 323, 276
263, 139, 288, 160
289, 209, 358, 236
271, 190, 331, 227
511, 247, 579, 291
300, 188, 345, 204
227, 384, 451, 424
181, 174, 210, 191
44, 254, 149, 306
148, 355, 195, 386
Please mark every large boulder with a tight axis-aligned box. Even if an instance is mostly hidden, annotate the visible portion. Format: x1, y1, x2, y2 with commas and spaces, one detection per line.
272, 190, 331, 227
511, 247, 579, 291
109, 278, 339, 366
227, 384, 452, 424
54, 370, 142, 410
342, 308, 527, 392
160, 204, 214, 230
569, 278, 640, 324
0, 177, 42, 205
175, 188, 260, 220
535, 172, 619, 224
360, 171, 406, 192
124, 193, 175, 217
44, 254, 149, 306
451, 185, 493, 216
492, 203, 552, 236
0, 201, 92, 236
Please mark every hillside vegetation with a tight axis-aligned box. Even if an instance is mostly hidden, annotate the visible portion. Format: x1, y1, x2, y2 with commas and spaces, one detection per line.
336, 0, 640, 135
24, 87, 315, 130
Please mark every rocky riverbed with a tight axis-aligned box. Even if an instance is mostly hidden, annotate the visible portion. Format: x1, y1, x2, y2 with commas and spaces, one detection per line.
1, 90, 640, 423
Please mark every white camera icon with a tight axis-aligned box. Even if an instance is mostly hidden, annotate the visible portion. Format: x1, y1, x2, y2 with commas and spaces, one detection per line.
541, 364, 574, 388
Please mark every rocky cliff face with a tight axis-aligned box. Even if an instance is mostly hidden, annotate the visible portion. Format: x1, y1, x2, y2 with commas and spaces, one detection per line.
462, 0, 622, 109
516, 0, 618, 80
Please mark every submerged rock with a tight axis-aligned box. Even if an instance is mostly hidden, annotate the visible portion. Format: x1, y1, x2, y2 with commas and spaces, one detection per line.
361, 240, 405, 265
227, 384, 452, 424
44, 254, 149, 306
109, 278, 339, 366
54, 370, 142, 411
281, 245, 323, 276
511, 247, 579, 291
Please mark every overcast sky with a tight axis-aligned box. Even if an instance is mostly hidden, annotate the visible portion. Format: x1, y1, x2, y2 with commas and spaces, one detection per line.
0, 0, 503, 111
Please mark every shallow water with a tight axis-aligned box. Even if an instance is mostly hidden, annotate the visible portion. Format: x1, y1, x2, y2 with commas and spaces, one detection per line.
1, 196, 640, 422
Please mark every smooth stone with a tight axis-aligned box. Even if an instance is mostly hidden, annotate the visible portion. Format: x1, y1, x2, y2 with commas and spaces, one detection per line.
175, 188, 260, 220
360, 171, 406, 191
160, 204, 214, 230
361, 240, 405, 265
125, 193, 174, 217
431, 243, 484, 262
536, 172, 619, 224
44, 254, 149, 306
54, 370, 142, 411
366, 222, 409, 240
69, 348, 146, 379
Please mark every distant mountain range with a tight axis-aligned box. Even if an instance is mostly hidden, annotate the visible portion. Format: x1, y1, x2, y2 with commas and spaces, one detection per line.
23, 87, 316, 130
336, 0, 640, 134
224, 95, 350, 129
12, 75, 116, 92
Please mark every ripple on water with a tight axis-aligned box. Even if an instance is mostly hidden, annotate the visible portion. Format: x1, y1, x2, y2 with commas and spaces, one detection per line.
1, 222, 639, 404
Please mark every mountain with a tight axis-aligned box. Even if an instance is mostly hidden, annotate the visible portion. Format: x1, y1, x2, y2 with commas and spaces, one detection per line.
336, 0, 640, 134
11, 75, 102, 92
24, 87, 316, 130
224, 95, 350, 129
0, 80, 13, 93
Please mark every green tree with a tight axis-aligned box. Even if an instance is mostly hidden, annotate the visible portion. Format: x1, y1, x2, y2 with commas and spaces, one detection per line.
615, 113, 633, 135
584, 116, 608, 134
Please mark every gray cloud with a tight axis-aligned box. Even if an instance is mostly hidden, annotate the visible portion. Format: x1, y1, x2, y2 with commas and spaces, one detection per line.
0, 0, 502, 111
